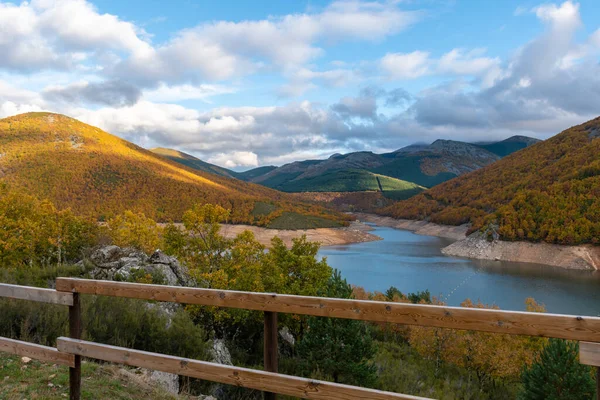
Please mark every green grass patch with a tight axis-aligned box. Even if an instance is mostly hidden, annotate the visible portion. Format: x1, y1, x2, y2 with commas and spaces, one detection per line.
251, 201, 278, 217
267, 212, 343, 230
0, 354, 186, 400
371, 157, 457, 188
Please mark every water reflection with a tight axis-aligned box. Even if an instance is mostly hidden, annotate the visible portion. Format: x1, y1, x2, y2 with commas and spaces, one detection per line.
318, 225, 600, 316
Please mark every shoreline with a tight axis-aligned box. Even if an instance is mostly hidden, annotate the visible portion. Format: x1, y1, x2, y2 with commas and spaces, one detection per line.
352, 213, 468, 241
219, 220, 381, 248
352, 213, 599, 271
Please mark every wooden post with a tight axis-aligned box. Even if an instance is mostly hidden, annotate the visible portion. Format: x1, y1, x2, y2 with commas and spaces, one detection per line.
596, 367, 599, 400
264, 311, 278, 400
69, 293, 81, 400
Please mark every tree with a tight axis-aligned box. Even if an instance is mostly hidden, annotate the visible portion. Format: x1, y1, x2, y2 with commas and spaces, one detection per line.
297, 270, 377, 386
105, 210, 162, 254
519, 339, 595, 400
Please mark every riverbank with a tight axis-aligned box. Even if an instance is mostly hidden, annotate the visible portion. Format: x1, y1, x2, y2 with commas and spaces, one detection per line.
220, 220, 381, 248
353, 213, 600, 271
352, 213, 468, 241
442, 233, 600, 271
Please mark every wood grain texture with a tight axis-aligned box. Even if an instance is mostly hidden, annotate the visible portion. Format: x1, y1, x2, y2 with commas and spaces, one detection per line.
580, 342, 600, 367
56, 278, 600, 342
57, 337, 430, 400
0, 336, 75, 367
0, 282, 73, 306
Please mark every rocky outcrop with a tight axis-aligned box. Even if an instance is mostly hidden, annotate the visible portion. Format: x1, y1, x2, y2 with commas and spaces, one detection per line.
210, 339, 232, 366
142, 369, 179, 394
279, 326, 295, 347
81, 245, 193, 286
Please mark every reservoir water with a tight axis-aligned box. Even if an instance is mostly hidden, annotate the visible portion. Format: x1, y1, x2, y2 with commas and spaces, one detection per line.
318, 224, 600, 316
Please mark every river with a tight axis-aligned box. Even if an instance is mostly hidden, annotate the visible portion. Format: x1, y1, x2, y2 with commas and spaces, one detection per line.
318, 224, 600, 316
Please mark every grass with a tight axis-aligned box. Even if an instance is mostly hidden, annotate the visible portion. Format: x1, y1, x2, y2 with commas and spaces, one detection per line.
267, 212, 344, 230
371, 157, 457, 188
269, 168, 426, 196
251, 201, 278, 217
0, 354, 187, 400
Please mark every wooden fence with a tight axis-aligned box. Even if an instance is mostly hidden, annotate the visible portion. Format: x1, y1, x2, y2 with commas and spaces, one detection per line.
1, 277, 600, 399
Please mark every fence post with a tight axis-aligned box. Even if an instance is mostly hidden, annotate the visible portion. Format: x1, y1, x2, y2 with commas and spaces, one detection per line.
597, 367, 599, 399
264, 311, 278, 400
69, 292, 81, 400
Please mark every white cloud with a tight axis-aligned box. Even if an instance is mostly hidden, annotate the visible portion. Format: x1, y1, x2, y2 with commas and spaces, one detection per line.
115, 0, 419, 85
143, 83, 236, 103
0, 0, 151, 72
380, 51, 431, 79
208, 151, 259, 168
0, 101, 44, 118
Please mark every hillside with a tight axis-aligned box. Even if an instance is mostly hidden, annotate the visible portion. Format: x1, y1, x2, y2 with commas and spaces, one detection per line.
257, 168, 425, 197
477, 136, 541, 157
381, 117, 600, 245
150, 147, 239, 179
238, 137, 537, 193
0, 113, 346, 228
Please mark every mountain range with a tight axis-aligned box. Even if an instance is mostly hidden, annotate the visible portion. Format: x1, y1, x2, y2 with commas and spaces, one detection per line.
382, 117, 600, 245
0, 113, 346, 229
154, 136, 540, 207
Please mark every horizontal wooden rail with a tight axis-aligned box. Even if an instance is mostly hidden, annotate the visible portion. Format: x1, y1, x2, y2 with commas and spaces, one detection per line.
56, 278, 600, 342
57, 337, 429, 400
580, 342, 600, 367
0, 282, 73, 306
0, 336, 75, 367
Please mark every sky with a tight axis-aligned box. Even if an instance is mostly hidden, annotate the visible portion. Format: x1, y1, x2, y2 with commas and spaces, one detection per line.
1, 0, 599, 170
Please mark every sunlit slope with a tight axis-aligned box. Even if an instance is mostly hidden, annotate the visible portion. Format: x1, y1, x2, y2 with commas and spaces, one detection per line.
150, 147, 240, 179
381, 117, 600, 245
0, 113, 345, 226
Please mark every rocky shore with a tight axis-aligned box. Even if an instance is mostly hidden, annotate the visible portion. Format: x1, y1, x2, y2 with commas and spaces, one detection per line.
353, 213, 600, 271
442, 233, 600, 271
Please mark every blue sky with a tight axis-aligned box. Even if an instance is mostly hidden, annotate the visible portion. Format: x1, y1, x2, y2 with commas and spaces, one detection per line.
1, 0, 599, 169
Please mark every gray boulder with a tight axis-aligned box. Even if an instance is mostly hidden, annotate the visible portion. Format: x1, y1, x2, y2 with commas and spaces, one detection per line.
83, 246, 192, 287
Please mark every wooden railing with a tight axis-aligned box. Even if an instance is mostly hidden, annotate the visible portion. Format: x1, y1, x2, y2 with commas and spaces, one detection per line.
1, 277, 600, 399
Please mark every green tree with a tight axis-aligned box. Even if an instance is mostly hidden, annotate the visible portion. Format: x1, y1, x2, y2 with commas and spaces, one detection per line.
519, 339, 595, 400
297, 270, 377, 386
267, 235, 331, 296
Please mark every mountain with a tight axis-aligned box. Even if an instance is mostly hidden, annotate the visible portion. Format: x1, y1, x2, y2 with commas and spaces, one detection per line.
150, 147, 239, 179
476, 136, 541, 157
237, 165, 277, 181
381, 117, 600, 245
239, 137, 538, 194
0, 113, 346, 228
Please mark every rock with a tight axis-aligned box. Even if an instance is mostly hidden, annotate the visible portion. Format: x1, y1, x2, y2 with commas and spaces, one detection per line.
21, 357, 31, 364
198, 395, 218, 400
149, 250, 172, 265
210, 339, 232, 365
148, 264, 178, 286
279, 326, 295, 347
144, 369, 179, 394
89, 245, 122, 265
84, 245, 192, 286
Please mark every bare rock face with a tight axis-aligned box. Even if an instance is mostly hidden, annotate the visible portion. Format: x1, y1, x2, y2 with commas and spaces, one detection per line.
82, 246, 193, 286
279, 326, 295, 347
210, 339, 232, 365
143, 369, 179, 394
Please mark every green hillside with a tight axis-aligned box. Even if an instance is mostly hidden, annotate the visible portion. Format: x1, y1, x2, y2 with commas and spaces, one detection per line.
268, 168, 426, 198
